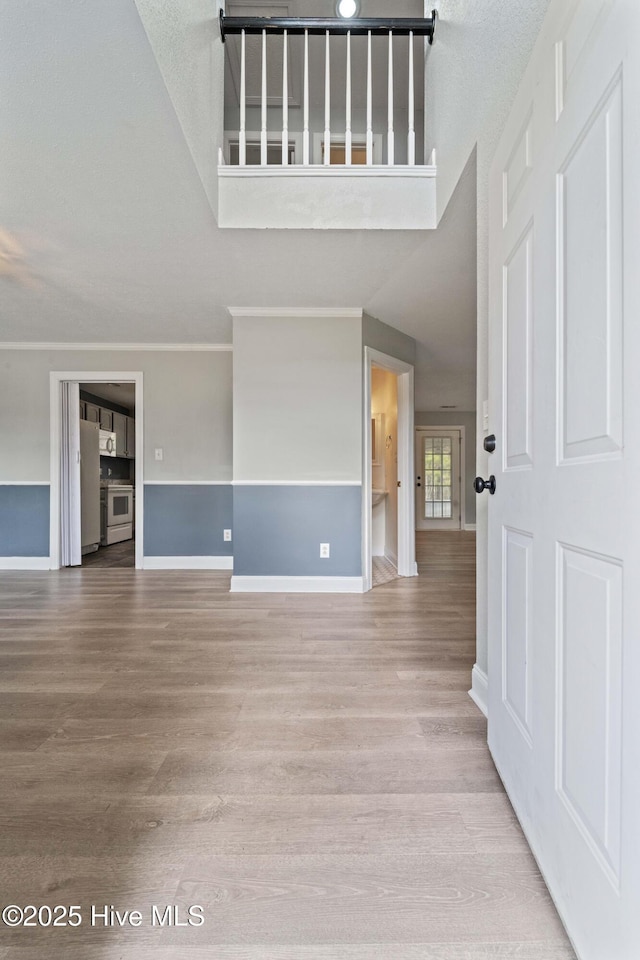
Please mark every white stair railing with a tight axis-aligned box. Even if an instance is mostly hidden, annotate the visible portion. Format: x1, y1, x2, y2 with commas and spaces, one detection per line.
239, 28, 246, 166
282, 30, 289, 165
387, 31, 394, 166
303, 29, 310, 165
366, 30, 373, 165
408, 31, 415, 166
261, 29, 267, 165
223, 16, 434, 168
345, 31, 352, 166
324, 30, 331, 165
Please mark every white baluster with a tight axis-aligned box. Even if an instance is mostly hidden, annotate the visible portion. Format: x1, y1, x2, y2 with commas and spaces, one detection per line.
282, 29, 288, 165
303, 29, 310, 165
408, 31, 415, 166
240, 29, 246, 166
366, 30, 373, 165
387, 30, 394, 166
345, 31, 352, 165
261, 29, 267, 166
324, 30, 331, 165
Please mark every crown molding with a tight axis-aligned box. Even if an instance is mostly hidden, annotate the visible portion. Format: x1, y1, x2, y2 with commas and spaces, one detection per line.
227, 307, 363, 319
0, 343, 233, 352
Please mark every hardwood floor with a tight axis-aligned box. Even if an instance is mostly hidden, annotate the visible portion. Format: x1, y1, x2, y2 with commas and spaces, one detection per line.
0, 532, 575, 959
82, 538, 135, 568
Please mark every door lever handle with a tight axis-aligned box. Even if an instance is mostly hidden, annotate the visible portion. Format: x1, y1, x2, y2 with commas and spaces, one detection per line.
474, 476, 496, 495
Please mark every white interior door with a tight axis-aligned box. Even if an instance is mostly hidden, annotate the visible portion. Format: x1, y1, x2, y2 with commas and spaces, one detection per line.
486, 1, 640, 956
415, 428, 462, 531
60, 381, 81, 566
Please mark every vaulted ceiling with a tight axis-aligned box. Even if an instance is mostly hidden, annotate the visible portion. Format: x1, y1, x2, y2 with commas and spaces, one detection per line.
1, 0, 477, 410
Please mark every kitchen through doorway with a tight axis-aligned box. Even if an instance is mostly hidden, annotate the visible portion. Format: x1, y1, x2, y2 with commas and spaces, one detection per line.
79, 383, 136, 567
50, 372, 143, 571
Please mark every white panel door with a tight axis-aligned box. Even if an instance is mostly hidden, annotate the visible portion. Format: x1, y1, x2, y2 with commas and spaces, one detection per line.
486, 0, 640, 956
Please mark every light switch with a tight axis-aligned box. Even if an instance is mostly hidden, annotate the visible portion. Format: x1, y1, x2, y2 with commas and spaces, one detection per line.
154, 448, 163, 461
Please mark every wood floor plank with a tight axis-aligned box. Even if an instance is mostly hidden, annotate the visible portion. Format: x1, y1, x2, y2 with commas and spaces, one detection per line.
0, 720, 61, 752
1, 944, 578, 960
0, 532, 575, 958
147, 747, 505, 796
36, 717, 427, 754
163, 851, 570, 946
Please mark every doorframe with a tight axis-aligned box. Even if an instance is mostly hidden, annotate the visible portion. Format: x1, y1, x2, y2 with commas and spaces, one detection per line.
49, 371, 144, 570
415, 425, 466, 531
362, 347, 416, 592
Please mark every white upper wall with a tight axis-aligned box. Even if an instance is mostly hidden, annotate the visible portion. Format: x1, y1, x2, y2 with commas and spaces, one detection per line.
0, 350, 233, 483
232, 313, 363, 483
134, 0, 225, 216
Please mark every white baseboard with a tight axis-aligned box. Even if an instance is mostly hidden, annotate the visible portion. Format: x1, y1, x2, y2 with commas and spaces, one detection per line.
468, 663, 488, 717
143, 556, 233, 570
231, 575, 365, 594
0, 557, 51, 570
464, 523, 477, 531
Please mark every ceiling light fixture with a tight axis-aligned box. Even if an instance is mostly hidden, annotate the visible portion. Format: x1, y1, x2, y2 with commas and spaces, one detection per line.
336, 0, 359, 19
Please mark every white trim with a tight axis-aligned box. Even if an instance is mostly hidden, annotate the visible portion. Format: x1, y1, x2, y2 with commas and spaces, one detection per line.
218, 164, 437, 179
415, 425, 467, 531
230, 575, 364, 594
50, 372, 144, 572
227, 307, 363, 319
232, 480, 362, 486
0, 343, 232, 352
0, 481, 49, 485
0, 557, 50, 570
468, 664, 489, 717
144, 480, 232, 486
363, 347, 416, 593
143, 556, 233, 570
464, 523, 477, 531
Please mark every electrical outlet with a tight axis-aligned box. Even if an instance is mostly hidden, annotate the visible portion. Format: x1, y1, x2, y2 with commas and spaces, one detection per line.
154, 448, 163, 461
320, 543, 330, 559
223, 529, 232, 542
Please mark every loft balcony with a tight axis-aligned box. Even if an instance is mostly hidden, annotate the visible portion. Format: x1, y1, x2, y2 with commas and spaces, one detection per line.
217, 10, 438, 230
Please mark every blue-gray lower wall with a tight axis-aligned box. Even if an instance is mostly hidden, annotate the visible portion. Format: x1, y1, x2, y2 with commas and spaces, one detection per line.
144, 484, 233, 557
233, 485, 362, 577
0, 485, 50, 557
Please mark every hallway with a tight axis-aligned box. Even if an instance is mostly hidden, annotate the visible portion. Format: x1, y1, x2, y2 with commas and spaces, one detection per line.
0, 533, 574, 958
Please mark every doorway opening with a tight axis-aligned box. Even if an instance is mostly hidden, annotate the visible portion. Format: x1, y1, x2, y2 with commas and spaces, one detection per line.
362, 347, 416, 592
371, 366, 399, 586
79, 383, 136, 568
415, 427, 465, 531
49, 371, 143, 571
